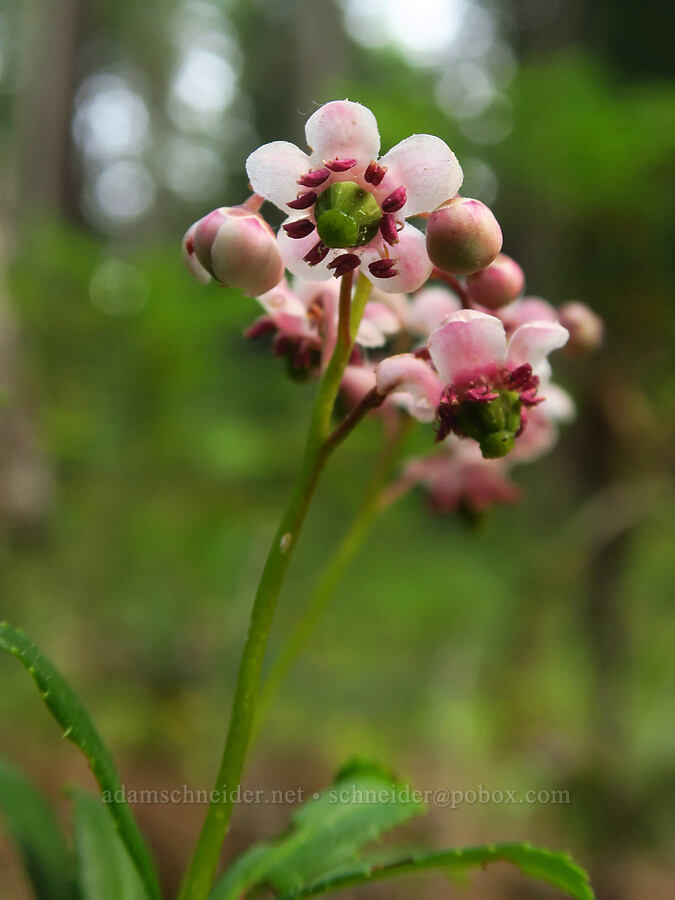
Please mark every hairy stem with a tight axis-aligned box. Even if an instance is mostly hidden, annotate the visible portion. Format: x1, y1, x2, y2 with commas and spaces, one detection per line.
178, 272, 372, 900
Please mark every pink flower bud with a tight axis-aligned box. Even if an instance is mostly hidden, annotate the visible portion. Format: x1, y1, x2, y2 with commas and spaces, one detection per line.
189, 207, 284, 297
425, 198, 502, 276
559, 302, 604, 353
466, 253, 525, 309
181, 222, 212, 285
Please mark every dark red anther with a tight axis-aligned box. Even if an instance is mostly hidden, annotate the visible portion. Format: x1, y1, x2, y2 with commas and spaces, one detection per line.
413, 346, 431, 361
273, 333, 291, 357
297, 167, 330, 188
303, 241, 329, 266
327, 253, 360, 278
293, 339, 312, 371
245, 316, 277, 340
368, 258, 398, 279
520, 389, 543, 407
185, 235, 195, 255
364, 160, 387, 186
287, 190, 317, 209
325, 157, 357, 172
465, 385, 499, 403
508, 363, 534, 391
382, 186, 407, 213
379, 213, 399, 246
282, 218, 316, 239
436, 387, 460, 442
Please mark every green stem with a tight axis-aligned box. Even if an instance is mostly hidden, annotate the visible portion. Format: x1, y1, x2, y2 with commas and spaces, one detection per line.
178, 272, 372, 900
253, 417, 415, 743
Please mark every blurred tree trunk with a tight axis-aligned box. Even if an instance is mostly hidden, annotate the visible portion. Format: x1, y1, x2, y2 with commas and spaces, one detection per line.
0, 0, 86, 535
16, 0, 86, 221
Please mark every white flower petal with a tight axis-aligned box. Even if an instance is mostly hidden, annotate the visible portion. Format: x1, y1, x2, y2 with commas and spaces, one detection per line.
246, 141, 311, 213
362, 301, 401, 335
360, 223, 432, 294
355, 318, 387, 348
507, 320, 569, 371
305, 100, 380, 165
378, 134, 463, 217
277, 220, 334, 281
540, 382, 576, 423
257, 281, 308, 321
428, 310, 507, 385
375, 354, 443, 422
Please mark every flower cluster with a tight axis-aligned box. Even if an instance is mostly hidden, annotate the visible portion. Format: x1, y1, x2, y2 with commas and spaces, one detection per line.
182, 99, 602, 518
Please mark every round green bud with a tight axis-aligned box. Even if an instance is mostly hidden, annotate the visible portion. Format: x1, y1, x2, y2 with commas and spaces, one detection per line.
315, 182, 382, 249
455, 390, 522, 459
315, 209, 359, 248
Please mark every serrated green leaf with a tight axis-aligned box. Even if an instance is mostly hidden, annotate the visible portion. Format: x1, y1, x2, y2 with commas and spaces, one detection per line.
0, 622, 161, 900
211, 763, 425, 900
0, 756, 74, 900
72, 790, 149, 900
275, 841, 595, 900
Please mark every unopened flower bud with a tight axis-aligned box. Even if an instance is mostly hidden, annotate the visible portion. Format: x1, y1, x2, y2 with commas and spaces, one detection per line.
181, 222, 212, 285
558, 302, 604, 353
186, 207, 284, 297
426, 198, 502, 276
466, 253, 524, 309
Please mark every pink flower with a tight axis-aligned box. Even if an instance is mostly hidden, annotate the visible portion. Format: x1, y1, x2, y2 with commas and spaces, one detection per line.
403, 437, 520, 514
246, 278, 404, 378
559, 302, 604, 353
375, 309, 569, 458
246, 100, 463, 293
246, 279, 322, 378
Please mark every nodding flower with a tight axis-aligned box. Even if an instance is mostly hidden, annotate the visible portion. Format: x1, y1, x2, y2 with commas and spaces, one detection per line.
403, 437, 521, 516
245, 278, 404, 379
375, 309, 569, 459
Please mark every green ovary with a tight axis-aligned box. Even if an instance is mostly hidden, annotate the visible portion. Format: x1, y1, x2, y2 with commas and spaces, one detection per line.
314, 182, 382, 249
456, 389, 522, 459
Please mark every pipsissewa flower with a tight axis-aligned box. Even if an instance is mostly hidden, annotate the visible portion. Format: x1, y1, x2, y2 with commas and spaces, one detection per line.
375, 309, 569, 458
246, 100, 463, 293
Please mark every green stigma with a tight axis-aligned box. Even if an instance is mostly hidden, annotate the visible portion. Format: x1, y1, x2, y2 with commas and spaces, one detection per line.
314, 182, 382, 249
455, 389, 522, 459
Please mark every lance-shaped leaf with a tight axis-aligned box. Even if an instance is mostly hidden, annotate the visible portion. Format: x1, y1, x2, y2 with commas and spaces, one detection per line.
211, 760, 425, 900
274, 842, 595, 900
0, 756, 75, 900
73, 790, 149, 900
0, 622, 161, 900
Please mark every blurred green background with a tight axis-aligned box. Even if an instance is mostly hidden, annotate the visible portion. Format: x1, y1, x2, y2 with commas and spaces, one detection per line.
0, 1, 673, 897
